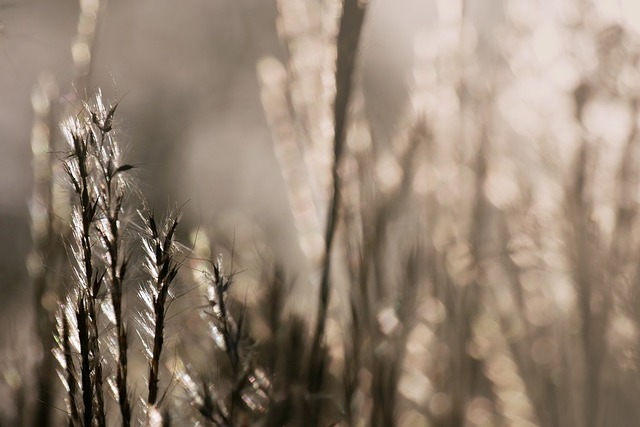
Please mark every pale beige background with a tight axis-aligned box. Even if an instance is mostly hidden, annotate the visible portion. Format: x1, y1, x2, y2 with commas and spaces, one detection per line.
0, 0, 430, 300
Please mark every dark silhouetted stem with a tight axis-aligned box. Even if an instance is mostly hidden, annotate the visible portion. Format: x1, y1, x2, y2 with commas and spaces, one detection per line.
309, 0, 368, 394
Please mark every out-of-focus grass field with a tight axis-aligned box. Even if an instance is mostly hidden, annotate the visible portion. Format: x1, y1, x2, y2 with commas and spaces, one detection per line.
3, 0, 640, 426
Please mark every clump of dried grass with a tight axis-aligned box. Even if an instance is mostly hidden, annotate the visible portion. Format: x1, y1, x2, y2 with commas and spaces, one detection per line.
49, 93, 188, 426
58, 98, 110, 427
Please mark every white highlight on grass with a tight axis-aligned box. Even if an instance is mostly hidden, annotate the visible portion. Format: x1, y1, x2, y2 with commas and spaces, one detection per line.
375, 154, 403, 194
376, 307, 400, 336
484, 160, 520, 209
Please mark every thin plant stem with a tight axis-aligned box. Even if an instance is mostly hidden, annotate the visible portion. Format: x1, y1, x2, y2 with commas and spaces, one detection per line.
143, 212, 181, 408
309, 0, 368, 392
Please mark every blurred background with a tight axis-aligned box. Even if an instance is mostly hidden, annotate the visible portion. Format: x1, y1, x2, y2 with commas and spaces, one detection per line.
4, 0, 640, 426
0, 0, 429, 300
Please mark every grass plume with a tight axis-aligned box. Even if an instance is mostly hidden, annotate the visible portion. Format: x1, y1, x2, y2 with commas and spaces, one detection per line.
139, 209, 181, 410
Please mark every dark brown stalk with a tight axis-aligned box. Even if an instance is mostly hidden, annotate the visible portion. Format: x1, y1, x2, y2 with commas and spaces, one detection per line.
88, 290, 107, 427
76, 295, 93, 427
62, 8, 112, 422
204, 259, 246, 423
112, 272, 131, 426
145, 212, 181, 407
64, 120, 106, 427
211, 262, 240, 371
309, 0, 368, 394
93, 100, 132, 426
